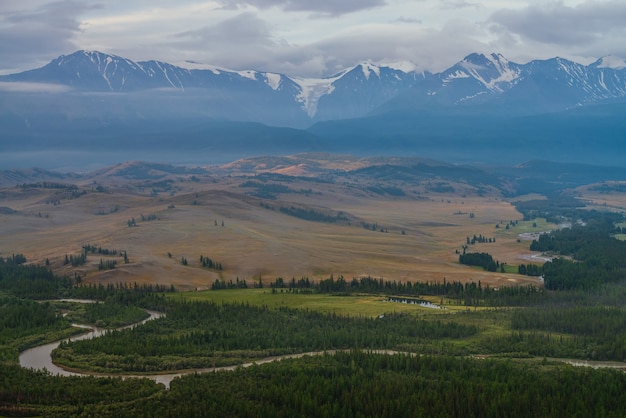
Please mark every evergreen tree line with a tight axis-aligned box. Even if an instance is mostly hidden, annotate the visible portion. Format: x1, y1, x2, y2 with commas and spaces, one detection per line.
70, 282, 172, 310
5, 253, 27, 265
41, 351, 626, 418
0, 256, 73, 299
3, 255, 626, 415
510, 305, 626, 360
52, 300, 478, 373
65, 301, 149, 329
0, 364, 160, 417
269, 276, 313, 289
530, 212, 626, 290
282, 275, 546, 307
0, 297, 67, 349
466, 234, 496, 245
211, 277, 247, 289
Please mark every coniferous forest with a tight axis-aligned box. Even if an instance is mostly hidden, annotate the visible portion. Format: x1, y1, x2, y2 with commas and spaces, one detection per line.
3, 205, 626, 416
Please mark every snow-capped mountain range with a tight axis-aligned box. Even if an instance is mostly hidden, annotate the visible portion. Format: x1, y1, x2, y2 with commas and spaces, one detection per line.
2, 50, 626, 171
0, 50, 423, 124
2, 50, 625, 127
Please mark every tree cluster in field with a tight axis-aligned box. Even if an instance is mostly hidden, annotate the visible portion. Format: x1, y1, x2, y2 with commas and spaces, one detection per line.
68, 189, 87, 199
126, 213, 160, 226
466, 234, 496, 244
5, 253, 27, 265
82, 244, 118, 256
200, 255, 222, 270
64, 253, 86, 267
360, 221, 390, 233
240, 180, 294, 199
17, 182, 78, 190
279, 206, 347, 223
426, 181, 455, 193
459, 252, 504, 272
240, 176, 323, 199
52, 300, 477, 373
96, 205, 120, 215
98, 259, 117, 271
365, 184, 406, 196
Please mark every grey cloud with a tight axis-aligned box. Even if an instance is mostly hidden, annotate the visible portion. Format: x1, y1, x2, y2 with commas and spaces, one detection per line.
489, 1, 626, 46
274, 23, 485, 76
0, 1, 98, 72
440, 1, 480, 10
171, 13, 280, 71
175, 12, 273, 45
217, 0, 387, 16
393, 16, 423, 24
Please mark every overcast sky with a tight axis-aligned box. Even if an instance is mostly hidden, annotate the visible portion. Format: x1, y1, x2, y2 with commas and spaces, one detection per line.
1, 0, 626, 77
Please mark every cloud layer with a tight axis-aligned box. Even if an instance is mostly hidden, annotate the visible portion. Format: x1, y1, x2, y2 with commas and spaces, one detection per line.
1, 1, 624, 77
217, 0, 387, 15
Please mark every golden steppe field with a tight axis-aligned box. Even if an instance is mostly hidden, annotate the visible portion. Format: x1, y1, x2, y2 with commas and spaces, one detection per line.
2, 154, 599, 291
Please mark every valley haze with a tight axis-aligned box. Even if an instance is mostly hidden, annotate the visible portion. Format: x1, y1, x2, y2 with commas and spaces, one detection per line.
1, 50, 625, 170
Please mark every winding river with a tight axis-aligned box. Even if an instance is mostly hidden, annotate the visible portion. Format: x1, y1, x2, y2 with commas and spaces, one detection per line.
18, 308, 177, 386
19, 301, 626, 389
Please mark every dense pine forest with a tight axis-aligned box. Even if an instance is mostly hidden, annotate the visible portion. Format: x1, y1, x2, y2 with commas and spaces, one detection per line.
3, 204, 626, 416
52, 301, 477, 373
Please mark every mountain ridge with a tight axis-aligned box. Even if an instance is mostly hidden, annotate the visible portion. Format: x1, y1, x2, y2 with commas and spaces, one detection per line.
3, 50, 626, 124
1, 51, 625, 170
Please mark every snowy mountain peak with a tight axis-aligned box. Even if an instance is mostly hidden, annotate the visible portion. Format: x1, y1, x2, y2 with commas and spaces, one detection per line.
348, 62, 421, 79
357, 62, 381, 80
454, 52, 521, 92
3, 50, 626, 126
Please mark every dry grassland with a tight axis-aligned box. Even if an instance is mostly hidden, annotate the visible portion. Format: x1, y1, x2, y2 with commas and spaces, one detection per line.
0, 164, 549, 290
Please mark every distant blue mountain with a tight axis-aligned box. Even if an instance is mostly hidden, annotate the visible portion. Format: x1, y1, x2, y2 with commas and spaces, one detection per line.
1, 51, 625, 169
2, 50, 626, 126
